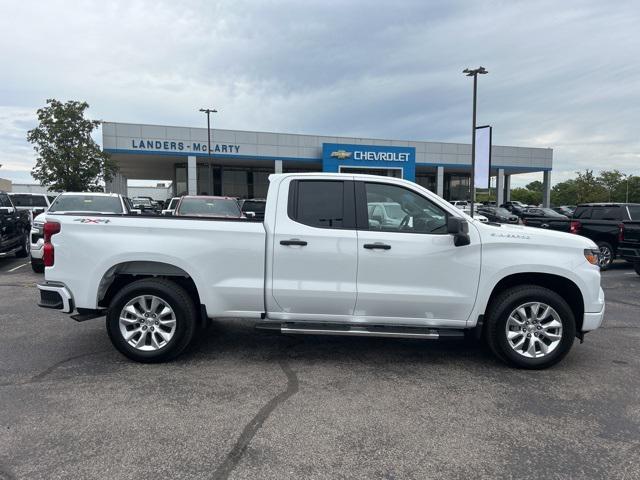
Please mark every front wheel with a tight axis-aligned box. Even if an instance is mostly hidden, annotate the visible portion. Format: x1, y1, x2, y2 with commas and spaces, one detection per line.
634, 263, 640, 276
106, 278, 198, 363
485, 285, 576, 369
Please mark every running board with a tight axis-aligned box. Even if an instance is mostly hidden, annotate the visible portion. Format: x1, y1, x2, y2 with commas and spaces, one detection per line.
255, 322, 465, 340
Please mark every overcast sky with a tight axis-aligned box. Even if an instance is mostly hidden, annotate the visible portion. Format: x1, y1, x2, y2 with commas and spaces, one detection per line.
1, 0, 639, 187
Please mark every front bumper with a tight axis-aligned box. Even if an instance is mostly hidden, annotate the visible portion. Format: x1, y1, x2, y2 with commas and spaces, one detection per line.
37, 282, 74, 313
582, 287, 605, 332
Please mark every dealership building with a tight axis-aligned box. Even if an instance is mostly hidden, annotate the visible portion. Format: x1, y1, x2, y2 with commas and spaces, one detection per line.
103, 122, 553, 206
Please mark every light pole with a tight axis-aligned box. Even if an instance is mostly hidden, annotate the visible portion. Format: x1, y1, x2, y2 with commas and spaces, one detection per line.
463, 66, 488, 217
199, 107, 217, 194
624, 173, 632, 203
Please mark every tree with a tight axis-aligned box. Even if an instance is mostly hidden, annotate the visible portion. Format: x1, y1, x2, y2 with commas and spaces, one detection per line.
27, 99, 117, 191
525, 180, 543, 193
598, 169, 624, 202
550, 179, 578, 206
574, 169, 607, 204
510, 187, 540, 206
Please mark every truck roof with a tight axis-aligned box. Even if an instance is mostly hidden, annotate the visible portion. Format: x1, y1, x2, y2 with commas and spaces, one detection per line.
577, 202, 640, 207
57, 192, 122, 197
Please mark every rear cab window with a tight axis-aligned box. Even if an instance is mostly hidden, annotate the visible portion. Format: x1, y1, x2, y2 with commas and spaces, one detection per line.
573, 206, 592, 219
49, 195, 124, 214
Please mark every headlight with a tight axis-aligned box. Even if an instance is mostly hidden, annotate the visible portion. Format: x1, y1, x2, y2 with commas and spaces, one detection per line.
584, 248, 600, 266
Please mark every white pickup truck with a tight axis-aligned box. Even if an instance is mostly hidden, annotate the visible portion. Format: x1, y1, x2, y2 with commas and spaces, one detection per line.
37, 173, 605, 369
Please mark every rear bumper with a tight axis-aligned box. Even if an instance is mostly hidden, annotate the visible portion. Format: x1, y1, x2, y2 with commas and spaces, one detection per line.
37, 282, 74, 313
618, 247, 640, 262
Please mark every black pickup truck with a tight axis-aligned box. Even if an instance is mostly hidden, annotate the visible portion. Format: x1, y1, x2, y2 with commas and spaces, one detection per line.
570, 203, 640, 270
0, 191, 31, 259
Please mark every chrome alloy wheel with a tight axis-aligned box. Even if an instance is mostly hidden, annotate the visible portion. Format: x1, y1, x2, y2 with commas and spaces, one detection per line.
598, 246, 612, 268
118, 295, 177, 351
505, 302, 563, 358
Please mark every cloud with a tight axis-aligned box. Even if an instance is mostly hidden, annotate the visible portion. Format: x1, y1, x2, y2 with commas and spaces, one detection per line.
1, 0, 639, 186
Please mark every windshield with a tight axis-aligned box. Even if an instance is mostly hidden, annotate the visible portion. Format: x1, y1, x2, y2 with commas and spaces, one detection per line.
177, 198, 241, 217
9, 194, 48, 207
541, 208, 565, 217
168, 198, 180, 210
383, 203, 405, 220
49, 195, 123, 213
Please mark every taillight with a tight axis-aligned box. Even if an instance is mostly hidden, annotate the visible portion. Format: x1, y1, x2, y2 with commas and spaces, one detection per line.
618, 223, 625, 242
43, 221, 61, 267
570, 220, 581, 234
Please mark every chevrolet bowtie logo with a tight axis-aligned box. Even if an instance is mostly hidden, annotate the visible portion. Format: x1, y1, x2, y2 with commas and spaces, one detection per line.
330, 150, 352, 159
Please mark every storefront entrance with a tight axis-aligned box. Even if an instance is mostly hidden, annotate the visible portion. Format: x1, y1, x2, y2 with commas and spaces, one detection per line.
339, 166, 403, 178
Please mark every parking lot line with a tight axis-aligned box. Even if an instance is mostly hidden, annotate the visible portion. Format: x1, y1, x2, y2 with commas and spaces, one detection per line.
7, 262, 29, 273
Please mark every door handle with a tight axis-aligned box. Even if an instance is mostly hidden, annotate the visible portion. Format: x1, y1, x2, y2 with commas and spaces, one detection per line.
280, 239, 308, 246
363, 243, 391, 250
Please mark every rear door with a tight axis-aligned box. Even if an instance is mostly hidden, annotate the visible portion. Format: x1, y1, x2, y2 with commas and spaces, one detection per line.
353, 180, 481, 326
270, 178, 358, 320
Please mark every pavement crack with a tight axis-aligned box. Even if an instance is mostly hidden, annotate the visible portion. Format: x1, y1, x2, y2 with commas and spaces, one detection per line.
0, 350, 109, 387
212, 358, 299, 480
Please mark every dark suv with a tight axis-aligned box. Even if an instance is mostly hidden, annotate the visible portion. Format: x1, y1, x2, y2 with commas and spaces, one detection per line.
570, 203, 640, 269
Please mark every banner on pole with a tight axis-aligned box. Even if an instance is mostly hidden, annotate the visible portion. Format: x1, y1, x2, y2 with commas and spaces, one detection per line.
474, 125, 492, 189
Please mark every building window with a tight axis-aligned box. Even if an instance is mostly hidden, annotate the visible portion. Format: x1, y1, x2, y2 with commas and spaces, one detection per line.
444, 174, 470, 200
415, 174, 436, 192
251, 170, 272, 199
222, 168, 249, 198
175, 164, 187, 196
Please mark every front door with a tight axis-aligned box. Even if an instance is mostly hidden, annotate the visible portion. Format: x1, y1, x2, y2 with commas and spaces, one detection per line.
354, 180, 481, 327
269, 178, 358, 321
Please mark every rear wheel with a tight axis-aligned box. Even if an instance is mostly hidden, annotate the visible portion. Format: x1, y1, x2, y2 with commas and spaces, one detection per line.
485, 285, 576, 369
31, 257, 44, 273
106, 278, 197, 363
15, 232, 29, 258
596, 241, 614, 270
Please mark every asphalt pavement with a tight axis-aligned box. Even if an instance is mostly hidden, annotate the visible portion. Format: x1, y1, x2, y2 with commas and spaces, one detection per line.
1, 256, 639, 480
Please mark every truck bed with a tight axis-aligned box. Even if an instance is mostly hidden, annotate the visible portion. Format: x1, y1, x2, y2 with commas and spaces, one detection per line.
44, 214, 267, 317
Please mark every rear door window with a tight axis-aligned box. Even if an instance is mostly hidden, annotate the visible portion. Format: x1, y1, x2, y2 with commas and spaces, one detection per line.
591, 206, 622, 221
627, 206, 640, 221
289, 180, 355, 229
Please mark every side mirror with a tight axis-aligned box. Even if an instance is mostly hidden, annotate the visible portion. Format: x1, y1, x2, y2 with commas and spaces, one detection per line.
447, 217, 471, 247
0, 206, 14, 214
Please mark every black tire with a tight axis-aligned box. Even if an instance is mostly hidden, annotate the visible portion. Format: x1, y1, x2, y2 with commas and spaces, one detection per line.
596, 241, 614, 270
15, 232, 29, 258
484, 285, 576, 369
31, 258, 44, 273
634, 263, 640, 276
106, 278, 197, 363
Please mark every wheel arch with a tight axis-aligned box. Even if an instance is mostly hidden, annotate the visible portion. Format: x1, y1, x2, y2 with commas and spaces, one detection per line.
484, 272, 584, 333
97, 261, 202, 314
